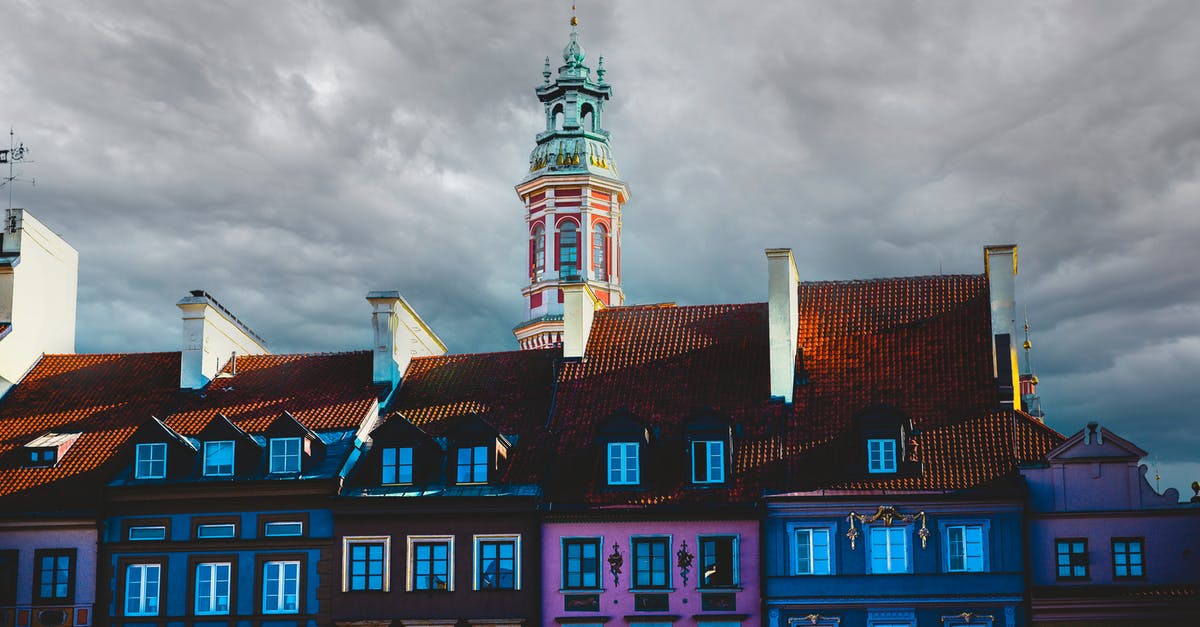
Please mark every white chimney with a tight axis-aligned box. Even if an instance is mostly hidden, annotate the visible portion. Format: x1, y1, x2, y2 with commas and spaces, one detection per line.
984, 244, 1020, 408
562, 282, 601, 359
178, 291, 268, 389
767, 248, 799, 403
367, 290, 446, 388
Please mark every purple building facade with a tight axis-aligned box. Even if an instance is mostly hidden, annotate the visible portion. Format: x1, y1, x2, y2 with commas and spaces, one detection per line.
1021, 423, 1200, 624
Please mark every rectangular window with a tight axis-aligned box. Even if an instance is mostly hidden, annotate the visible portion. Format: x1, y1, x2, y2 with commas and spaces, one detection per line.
867, 438, 897, 473
195, 562, 231, 615
607, 442, 639, 485
135, 442, 167, 479
475, 535, 519, 590
409, 537, 453, 591
263, 521, 304, 537
794, 527, 832, 575
344, 537, 390, 592
456, 445, 488, 484
691, 440, 725, 484
869, 527, 908, 574
124, 563, 160, 616
33, 549, 74, 603
128, 526, 167, 541
562, 538, 602, 590
197, 523, 237, 539
1112, 538, 1144, 578
203, 440, 235, 476
262, 560, 300, 614
269, 437, 302, 474
381, 447, 414, 484
632, 537, 670, 589
946, 525, 985, 572
699, 536, 736, 588
1056, 539, 1088, 579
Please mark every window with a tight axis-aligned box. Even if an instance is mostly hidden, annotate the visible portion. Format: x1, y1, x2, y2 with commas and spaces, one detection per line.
269, 437, 302, 474
532, 224, 546, 277
867, 438, 897, 473
135, 442, 167, 479
699, 536, 736, 588
28, 448, 56, 466
33, 549, 74, 603
456, 445, 488, 484
592, 223, 607, 280
195, 562, 231, 615
1112, 538, 1144, 578
197, 523, 236, 539
381, 447, 413, 485
794, 527, 832, 575
128, 526, 167, 541
263, 560, 300, 614
607, 442, 639, 485
562, 538, 602, 590
869, 527, 909, 574
946, 525, 985, 572
1056, 539, 1088, 579
632, 537, 670, 589
691, 440, 725, 484
344, 536, 390, 592
475, 535, 520, 590
203, 440, 234, 476
264, 521, 304, 537
124, 564, 161, 616
559, 221, 578, 277
408, 536, 453, 591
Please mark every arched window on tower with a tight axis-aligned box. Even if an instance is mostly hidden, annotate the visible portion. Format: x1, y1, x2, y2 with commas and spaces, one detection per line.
552, 103, 565, 131
531, 224, 545, 280
592, 223, 607, 281
559, 221, 578, 279
580, 103, 595, 133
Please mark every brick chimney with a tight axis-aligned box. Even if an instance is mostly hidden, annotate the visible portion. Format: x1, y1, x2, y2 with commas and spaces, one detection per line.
984, 244, 1020, 408
766, 248, 799, 403
178, 291, 269, 389
562, 282, 601, 360
367, 290, 446, 388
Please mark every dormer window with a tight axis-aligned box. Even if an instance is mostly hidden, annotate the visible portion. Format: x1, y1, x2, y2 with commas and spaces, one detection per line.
24, 432, 81, 468
135, 443, 167, 479
28, 448, 57, 466
867, 438, 897, 473
203, 441, 235, 477
607, 442, 639, 485
456, 446, 488, 484
691, 440, 725, 484
269, 438, 302, 474
381, 447, 414, 485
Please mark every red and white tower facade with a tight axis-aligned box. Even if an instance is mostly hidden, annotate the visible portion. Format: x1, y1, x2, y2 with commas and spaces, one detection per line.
513, 21, 629, 350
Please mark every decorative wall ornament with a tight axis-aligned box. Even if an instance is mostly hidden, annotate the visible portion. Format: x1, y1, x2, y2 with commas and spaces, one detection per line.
844, 505, 930, 550
607, 542, 623, 587
676, 540, 695, 586
941, 612, 995, 625
787, 614, 841, 625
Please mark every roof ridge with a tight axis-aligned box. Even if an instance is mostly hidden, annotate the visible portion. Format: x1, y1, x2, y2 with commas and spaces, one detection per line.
800, 273, 984, 286
41, 351, 181, 358
414, 347, 559, 361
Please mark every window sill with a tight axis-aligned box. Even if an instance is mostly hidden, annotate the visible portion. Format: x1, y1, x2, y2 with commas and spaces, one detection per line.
628, 587, 674, 593
697, 586, 742, 592
560, 588, 605, 594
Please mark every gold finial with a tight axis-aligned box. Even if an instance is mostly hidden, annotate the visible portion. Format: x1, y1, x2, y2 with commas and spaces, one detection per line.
570, 3, 578, 28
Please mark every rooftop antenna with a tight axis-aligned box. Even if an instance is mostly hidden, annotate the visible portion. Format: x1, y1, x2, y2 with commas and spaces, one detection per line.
0, 128, 33, 210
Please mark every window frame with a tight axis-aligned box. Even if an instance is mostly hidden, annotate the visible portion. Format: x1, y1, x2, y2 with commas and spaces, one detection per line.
1055, 538, 1089, 580
591, 222, 607, 281
866, 525, 912, 574
560, 536, 604, 591
788, 522, 836, 576
691, 439, 725, 484
630, 535, 672, 591
380, 446, 414, 485
343, 535, 391, 592
260, 558, 302, 615
938, 519, 990, 573
406, 535, 455, 592
867, 438, 897, 473
532, 223, 546, 277
558, 220, 579, 278
473, 534, 521, 591
697, 534, 739, 589
32, 548, 76, 605
268, 437, 302, 474
122, 562, 163, 617
607, 441, 640, 486
202, 440, 235, 477
455, 445, 489, 484
134, 442, 167, 479
192, 559, 234, 616
128, 525, 168, 542
1112, 537, 1145, 579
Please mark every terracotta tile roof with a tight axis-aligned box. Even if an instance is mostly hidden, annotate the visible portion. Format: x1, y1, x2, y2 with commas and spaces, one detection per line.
0, 353, 180, 506
165, 351, 382, 435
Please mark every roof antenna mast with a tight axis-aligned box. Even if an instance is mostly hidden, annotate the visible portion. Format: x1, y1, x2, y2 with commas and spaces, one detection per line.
0, 128, 33, 210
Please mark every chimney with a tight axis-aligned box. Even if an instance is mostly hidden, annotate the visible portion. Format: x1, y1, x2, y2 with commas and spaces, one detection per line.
562, 282, 601, 359
984, 244, 1020, 408
178, 291, 268, 389
766, 248, 799, 403
367, 290, 447, 388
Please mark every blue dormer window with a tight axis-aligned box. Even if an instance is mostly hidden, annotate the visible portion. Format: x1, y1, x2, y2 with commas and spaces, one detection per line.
203, 441, 234, 477
456, 446, 488, 484
607, 442, 639, 485
691, 440, 725, 484
867, 439, 897, 473
382, 447, 414, 485
269, 438, 301, 474
135, 443, 167, 479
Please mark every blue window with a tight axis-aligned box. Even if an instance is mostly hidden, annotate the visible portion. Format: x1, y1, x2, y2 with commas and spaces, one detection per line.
562, 538, 601, 590
691, 440, 725, 483
869, 527, 909, 574
346, 539, 388, 591
607, 442, 639, 485
197, 523, 236, 539
559, 222, 578, 277
34, 550, 73, 602
203, 440, 234, 476
195, 562, 231, 615
632, 537, 670, 589
1056, 538, 1088, 579
794, 527, 832, 575
946, 525, 985, 572
128, 526, 166, 541
135, 443, 166, 479
382, 447, 413, 484
456, 446, 488, 484
1113, 538, 1143, 578
410, 538, 452, 591
867, 438, 897, 473
475, 536, 518, 590
264, 521, 303, 537
124, 563, 160, 616
262, 560, 300, 613
269, 438, 302, 474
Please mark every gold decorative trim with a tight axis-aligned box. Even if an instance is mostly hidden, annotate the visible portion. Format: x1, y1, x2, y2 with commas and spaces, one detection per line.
844, 505, 930, 550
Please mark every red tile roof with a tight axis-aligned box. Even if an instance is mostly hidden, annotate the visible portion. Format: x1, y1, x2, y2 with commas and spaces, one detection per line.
0, 353, 180, 506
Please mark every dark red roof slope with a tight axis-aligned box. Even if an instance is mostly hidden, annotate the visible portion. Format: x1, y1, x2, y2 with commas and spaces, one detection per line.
0, 353, 180, 506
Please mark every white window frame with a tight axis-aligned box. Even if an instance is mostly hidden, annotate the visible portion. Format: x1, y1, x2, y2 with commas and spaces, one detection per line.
203, 440, 235, 477
262, 560, 301, 614
867, 438, 897, 473
342, 535, 391, 592
697, 534, 739, 588
381, 446, 414, 485
407, 535, 455, 592
788, 522, 836, 575
867, 525, 912, 574
607, 442, 640, 485
135, 442, 167, 479
263, 521, 304, 537
456, 445, 488, 484
194, 561, 231, 615
939, 520, 990, 573
691, 440, 725, 484
630, 534, 672, 591
560, 536, 604, 591
269, 437, 302, 474
124, 563, 161, 617
128, 525, 167, 541
196, 523, 237, 539
473, 534, 521, 591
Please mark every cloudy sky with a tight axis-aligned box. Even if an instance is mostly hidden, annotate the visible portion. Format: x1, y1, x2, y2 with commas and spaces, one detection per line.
3, 1, 1198, 496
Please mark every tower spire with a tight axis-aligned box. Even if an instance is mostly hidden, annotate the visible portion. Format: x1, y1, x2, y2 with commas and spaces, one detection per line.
1019, 307, 1045, 420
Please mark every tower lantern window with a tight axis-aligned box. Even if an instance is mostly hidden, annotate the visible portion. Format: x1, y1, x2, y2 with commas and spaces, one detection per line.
559, 222, 578, 278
